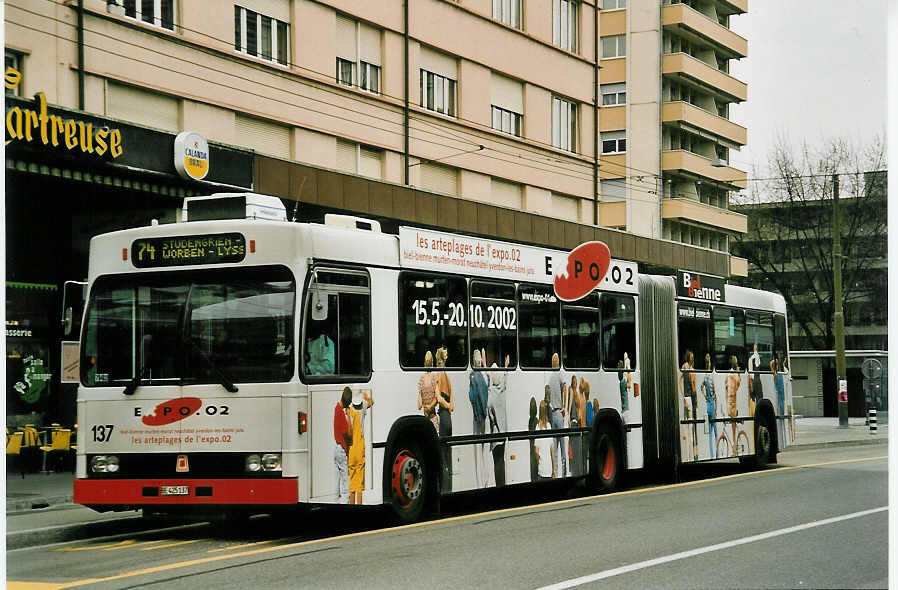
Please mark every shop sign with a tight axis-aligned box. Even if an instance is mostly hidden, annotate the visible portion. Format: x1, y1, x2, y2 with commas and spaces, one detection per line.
5, 90, 123, 158
174, 131, 210, 180
677, 270, 725, 302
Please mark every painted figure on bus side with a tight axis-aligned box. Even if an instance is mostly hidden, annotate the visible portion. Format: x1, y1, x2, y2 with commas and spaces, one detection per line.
583, 379, 594, 427
418, 351, 440, 434
701, 353, 718, 458
469, 349, 489, 488
348, 388, 373, 505
748, 341, 763, 416
434, 347, 454, 493
534, 400, 556, 480
333, 386, 353, 504
724, 355, 742, 456
772, 352, 786, 417
680, 350, 698, 461
618, 361, 630, 414
529, 396, 538, 482
547, 353, 568, 477
568, 374, 582, 477
487, 357, 509, 486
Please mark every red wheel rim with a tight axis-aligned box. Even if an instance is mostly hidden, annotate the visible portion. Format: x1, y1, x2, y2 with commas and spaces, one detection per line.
391, 450, 421, 510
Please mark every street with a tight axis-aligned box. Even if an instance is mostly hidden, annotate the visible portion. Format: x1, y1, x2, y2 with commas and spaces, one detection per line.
6, 444, 888, 589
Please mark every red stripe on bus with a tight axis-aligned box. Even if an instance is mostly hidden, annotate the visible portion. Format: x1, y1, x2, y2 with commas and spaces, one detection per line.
74, 478, 299, 505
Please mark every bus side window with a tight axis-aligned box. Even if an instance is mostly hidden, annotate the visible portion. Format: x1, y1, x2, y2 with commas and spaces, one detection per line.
303, 269, 371, 380
470, 280, 516, 369
562, 293, 599, 370
399, 273, 468, 369
773, 314, 788, 372
746, 311, 774, 372
601, 294, 636, 371
518, 284, 560, 369
712, 307, 745, 371
677, 303, 711, 372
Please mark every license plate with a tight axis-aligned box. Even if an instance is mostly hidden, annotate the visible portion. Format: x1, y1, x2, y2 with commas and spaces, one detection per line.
161, 485, 189, 496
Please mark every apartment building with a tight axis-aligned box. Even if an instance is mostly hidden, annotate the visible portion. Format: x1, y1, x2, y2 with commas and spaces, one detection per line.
4, 0, 749, 421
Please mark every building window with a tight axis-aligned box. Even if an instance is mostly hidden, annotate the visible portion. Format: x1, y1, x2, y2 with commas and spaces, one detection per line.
420, 70, 457, 117
124, 0, 174, 30
552, 96, 577, 152
601, 34, 626, 58
492, 0, 522, 28
235, 6, 289, 65
601, 178, 626, 202
603, 0, 626, 9
360, 61, 380, 93
601, 130, 626, 154
336, 58, 354, 86
601, 83, 626, 106
337, 139, 383, 179
5, 50, 23, 97
553, 0, 579, 52
491, 106, 522, 136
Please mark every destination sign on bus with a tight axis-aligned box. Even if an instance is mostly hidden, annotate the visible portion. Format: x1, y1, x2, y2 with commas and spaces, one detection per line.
131, 233, 246, 268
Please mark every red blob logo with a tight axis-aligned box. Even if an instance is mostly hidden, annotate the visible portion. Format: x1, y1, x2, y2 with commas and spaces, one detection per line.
141, 397, 202, 426
553, 241, 611, 302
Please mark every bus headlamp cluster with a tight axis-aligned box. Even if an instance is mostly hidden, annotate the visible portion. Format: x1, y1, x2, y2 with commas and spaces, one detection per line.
245, 453, 281, 472
90, 455, 120, 473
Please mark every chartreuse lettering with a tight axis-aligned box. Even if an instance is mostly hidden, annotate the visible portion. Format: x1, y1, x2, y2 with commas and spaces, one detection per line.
6, 92, 122, 157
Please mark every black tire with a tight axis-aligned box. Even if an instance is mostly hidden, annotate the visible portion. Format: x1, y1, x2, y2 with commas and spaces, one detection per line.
587, 424, 622, 493
743, 415, 774, 469
389, 440, 427, 524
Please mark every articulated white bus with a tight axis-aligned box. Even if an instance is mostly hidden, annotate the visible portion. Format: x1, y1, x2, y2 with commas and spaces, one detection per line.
74, 193, 792, 523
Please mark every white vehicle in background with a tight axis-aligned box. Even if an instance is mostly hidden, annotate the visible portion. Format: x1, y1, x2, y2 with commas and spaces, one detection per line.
73, 193, 792, 523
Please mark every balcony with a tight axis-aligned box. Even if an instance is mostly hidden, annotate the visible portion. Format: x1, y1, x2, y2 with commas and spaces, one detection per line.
729, 255, 748, 277
662, 101, 747, 146
662, 150, 747, 190
662, 4, 748, 58
719, 0, 748, 15
662, 197, 748, 234
662, 53, 747, 102
599, 201, 626, 228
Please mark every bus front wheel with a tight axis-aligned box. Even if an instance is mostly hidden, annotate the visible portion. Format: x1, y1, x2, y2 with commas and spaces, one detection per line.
389, 441, 426, 523
588, 424, 621, 493
742, 415, 774, 469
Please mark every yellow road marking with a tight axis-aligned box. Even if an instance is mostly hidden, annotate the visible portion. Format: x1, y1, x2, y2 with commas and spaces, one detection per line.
7, 583, 68, 590
55, 540, 134, 552
104, 539, 165, 551
139, 539, 204, 551
15, 454, 888, 589
208, 539, 276, 553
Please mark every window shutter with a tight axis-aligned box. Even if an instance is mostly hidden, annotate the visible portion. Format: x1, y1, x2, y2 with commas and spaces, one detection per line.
419, 47, 457, 80
491, 73, 523, 114
236, 114, 291, 159
552, 193, 580, 222
419, 162, 458, 196
359, 146, 382, 179
490, 178, 523, 209
107, 83, 179, 132
336, 14, 357, 61
600, 179, 627, 202
359, 22, 381, 66
336, 139, 357, 173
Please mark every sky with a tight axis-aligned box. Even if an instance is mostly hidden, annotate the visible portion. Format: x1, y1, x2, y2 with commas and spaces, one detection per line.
728, 0, 888, 176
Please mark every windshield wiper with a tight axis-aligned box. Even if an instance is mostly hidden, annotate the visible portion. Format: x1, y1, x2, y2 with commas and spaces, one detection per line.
189, 337, 239, 393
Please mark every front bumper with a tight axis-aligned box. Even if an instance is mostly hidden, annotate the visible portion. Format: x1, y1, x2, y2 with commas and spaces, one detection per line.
74, 478, 299, 506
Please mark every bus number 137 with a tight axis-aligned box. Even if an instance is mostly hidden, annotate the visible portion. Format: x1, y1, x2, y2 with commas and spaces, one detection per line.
91, 424, 115, 442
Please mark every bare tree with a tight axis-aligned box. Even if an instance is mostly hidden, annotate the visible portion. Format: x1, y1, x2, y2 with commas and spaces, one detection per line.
731, 137, 887, 351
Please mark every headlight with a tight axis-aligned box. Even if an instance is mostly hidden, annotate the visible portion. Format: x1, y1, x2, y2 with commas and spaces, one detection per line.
261, 453, 281, 471
245, 454, 262, 472
90, 455, 119, 473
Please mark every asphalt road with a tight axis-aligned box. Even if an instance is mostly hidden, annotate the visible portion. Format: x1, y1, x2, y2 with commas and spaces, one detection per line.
6, 445, 888, 590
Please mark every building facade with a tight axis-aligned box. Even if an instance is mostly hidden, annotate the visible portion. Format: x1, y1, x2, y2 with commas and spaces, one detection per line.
5, 0, 749, 423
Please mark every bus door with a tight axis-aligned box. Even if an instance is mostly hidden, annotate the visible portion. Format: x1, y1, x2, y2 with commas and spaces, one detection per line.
302, 267, 373, 503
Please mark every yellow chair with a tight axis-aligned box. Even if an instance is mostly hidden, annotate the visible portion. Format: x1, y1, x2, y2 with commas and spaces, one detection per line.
22, 425, 41, 447
6, 431, 25, 478
40, 429, 71, 473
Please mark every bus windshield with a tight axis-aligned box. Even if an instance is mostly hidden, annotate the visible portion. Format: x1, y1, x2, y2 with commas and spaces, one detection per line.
81, 266, 295, 387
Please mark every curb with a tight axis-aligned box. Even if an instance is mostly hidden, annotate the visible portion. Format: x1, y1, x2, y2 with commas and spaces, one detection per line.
6, 514, 147, 551
7, 494, 74, 513
786, 437, 888, 451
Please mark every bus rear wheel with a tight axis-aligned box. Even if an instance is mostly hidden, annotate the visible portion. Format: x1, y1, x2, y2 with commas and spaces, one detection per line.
389, 441, 426, 523
742, 415, 773, 469
588, 424, 621, 493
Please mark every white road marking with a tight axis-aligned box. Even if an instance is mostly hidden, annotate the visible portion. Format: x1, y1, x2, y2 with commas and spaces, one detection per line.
534, 506, 888, 590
